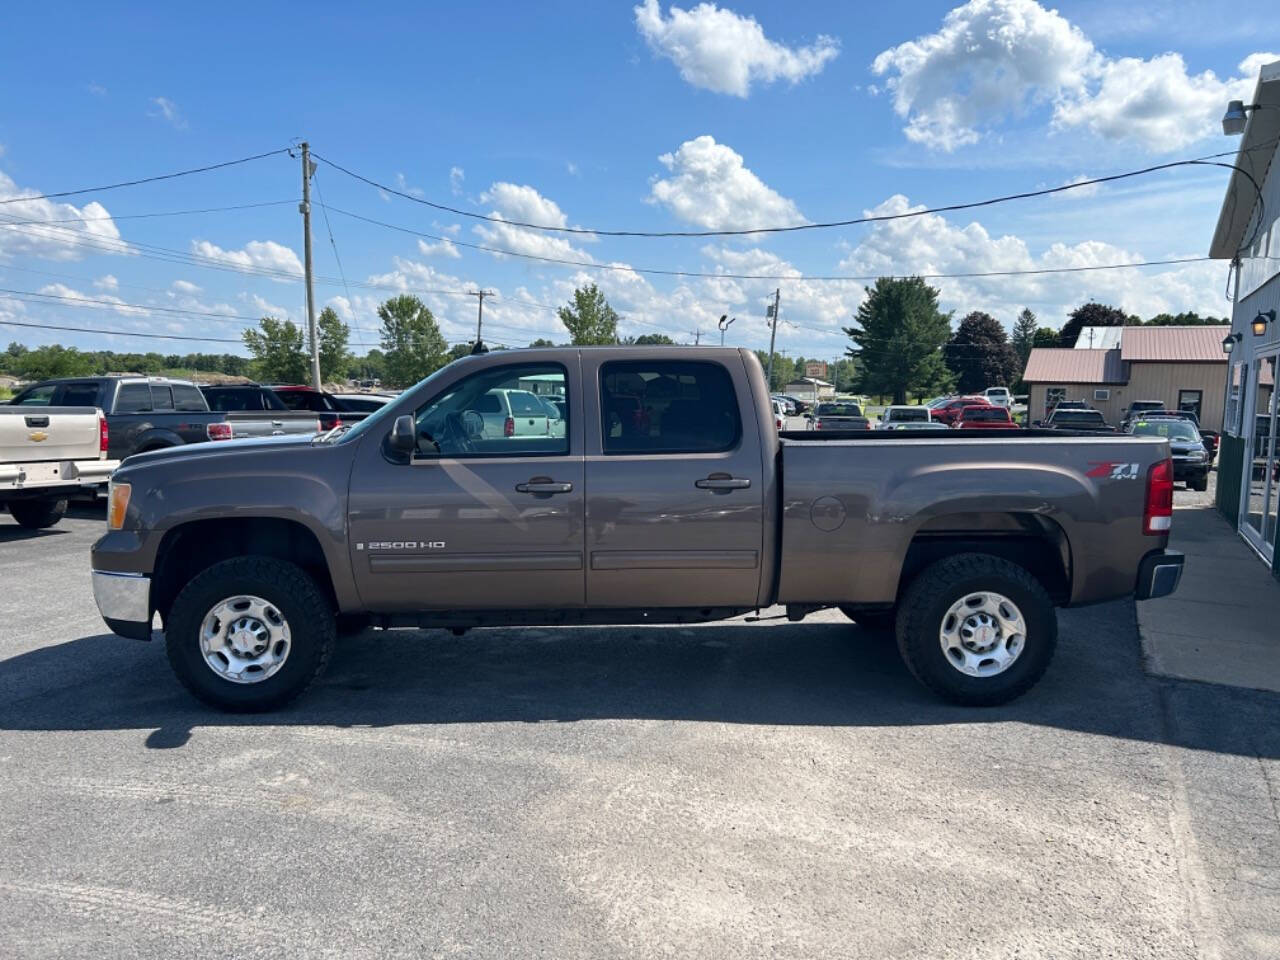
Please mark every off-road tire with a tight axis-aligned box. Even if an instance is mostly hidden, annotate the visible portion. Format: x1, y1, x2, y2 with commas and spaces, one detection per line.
1190, 476, 1208, 492
895, 553, 1057, 706
9, 498, 68, 529
165, 556, 335, 712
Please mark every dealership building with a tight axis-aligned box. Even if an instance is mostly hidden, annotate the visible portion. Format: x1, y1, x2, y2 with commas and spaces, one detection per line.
1211, 58, 1279, 576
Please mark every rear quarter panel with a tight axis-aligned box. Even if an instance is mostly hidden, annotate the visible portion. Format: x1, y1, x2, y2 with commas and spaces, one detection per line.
776, 434, 1170, 606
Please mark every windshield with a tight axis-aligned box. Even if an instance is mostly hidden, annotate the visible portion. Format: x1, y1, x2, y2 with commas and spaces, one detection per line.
1131, 419, 1199, 441
817, 403, 861, 417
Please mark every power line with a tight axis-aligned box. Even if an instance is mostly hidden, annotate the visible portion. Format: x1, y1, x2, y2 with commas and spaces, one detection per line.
0, 148, 292, 206
0, 316, 244, 344
313, 143, 1267, 240
0, 286, 267, 322
0, 199, 298, 226
312, 171, 370, 348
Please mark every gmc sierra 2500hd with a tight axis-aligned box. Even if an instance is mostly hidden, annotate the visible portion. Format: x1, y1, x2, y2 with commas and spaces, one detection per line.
90, 347, 1184, 711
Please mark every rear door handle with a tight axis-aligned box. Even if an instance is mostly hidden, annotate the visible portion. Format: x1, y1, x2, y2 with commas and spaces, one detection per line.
516, 479, 574, 494
695, 475, 751, 490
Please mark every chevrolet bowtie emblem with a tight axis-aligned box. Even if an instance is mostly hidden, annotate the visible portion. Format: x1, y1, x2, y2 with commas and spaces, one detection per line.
28, 431, 48, 442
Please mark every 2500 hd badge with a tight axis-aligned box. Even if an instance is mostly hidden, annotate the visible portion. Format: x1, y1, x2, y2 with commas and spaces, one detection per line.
357, 541, 447, 551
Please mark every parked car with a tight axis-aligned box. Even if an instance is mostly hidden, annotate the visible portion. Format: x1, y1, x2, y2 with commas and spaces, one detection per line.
474, 388, 550, 438
1, 405, 117, 528
329, 393, 395, 413
1041, 408, 1115, 432
879, 405, 932, 429
771, 399, 786, 431
1125, 417, 1209, 491
10, 377, 229, 461
807, 401, 871, 431
884, 421, 951, 432
932, 396, 988, 426
1120, 400, 1165, 428
541, 396, 568, 438
91, 346, 1184, 712
955, 405, 1019, 429
983, 387, 1012, 408
771, 395, 797, 415
199, 385, 323, 438
269, 385, 386, 429
1135, 410, 1218, 463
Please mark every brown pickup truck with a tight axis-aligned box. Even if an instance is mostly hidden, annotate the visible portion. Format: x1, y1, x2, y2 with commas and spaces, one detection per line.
91, 347, 1183, 712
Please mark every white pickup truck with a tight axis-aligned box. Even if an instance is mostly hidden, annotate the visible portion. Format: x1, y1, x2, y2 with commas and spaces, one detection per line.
0, 406, 119, 528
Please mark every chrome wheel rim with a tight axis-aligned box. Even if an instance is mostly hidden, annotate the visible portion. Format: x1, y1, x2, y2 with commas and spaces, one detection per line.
199, 595, 291, 684
939, 591, 1026, 677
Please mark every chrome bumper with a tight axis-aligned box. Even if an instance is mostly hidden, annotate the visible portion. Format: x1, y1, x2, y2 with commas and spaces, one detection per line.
92, 571, 151, 625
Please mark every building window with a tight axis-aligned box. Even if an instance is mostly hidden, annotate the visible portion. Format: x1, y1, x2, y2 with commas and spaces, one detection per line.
1225, 361, 1246, 436
1093, 389, 1110, 401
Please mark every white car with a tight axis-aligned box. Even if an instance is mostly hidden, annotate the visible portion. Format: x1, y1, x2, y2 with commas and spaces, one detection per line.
879, 405, 933, 429
540, 396, 568, 438
984, 387, 1011, 408
771, 399, 786, 431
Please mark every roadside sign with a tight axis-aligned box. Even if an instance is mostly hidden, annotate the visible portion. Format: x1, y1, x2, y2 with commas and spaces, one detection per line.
805, 361, 826, 378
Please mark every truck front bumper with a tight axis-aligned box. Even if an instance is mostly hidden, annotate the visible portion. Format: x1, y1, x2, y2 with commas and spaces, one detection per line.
91, 571, 153, 640
1135, 550, 1184, 601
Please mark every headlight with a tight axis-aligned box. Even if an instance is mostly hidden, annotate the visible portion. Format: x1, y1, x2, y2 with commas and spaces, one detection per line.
107, 481, 132, 530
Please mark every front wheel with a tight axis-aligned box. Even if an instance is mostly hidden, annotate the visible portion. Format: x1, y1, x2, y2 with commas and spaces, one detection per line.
895, 553, 1057, 706
165, 557, 335, 712
9, 497, 68, 529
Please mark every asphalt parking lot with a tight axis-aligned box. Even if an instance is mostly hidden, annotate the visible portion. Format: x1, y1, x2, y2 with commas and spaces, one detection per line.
1, 499, 1278, 959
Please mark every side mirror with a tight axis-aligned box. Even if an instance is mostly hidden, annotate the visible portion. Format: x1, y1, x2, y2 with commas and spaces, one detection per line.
389, 415, 416, 454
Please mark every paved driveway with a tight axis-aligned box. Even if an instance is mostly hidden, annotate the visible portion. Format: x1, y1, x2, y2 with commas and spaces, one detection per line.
0, 506, 1277, 959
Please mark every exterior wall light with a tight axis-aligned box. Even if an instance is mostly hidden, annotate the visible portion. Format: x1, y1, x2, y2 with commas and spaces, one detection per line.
1254, 310, 1275, 336
1223, 332, 1243, 353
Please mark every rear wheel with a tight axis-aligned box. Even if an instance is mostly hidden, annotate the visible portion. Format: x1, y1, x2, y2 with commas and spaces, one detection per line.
1190, 475, 1208, 492
9, 498, 68, 529
895, 553, 1057, 706
165, 557, 335, 712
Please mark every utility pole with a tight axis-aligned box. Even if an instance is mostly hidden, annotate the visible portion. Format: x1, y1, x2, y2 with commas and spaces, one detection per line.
299, 142, 321, 389
765, 288, 780, 392
468, 290, 494, 347
691, 329, 702, 345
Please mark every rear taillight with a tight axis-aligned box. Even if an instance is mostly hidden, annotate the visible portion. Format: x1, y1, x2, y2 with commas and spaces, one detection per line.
1144, 458, 1174, 535
331, 417, 343, 429
813, 420, 822, 430
504, 416, 515, 437
207, 422, 233, 441
98, 412, 109, 457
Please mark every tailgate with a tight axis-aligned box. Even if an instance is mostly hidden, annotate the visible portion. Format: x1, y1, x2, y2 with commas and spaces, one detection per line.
223, 412, 322, 437
0, 407, 101, 463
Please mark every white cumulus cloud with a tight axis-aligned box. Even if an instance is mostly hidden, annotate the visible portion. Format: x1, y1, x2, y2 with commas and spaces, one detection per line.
872, 0, 1277, 152
473, 182, 595, 263
149, 96, 187, 130
0, 168, 124, 261
634, 0, 839, 96
190, 239, 303, 280
649, 135, 805, 230
416, 237, 461, 259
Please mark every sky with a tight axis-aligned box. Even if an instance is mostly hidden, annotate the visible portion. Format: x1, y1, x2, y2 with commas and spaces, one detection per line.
0, 0, 1275, 362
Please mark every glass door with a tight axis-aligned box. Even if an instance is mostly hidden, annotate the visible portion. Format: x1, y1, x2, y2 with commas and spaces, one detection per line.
1240, 351, 1278, 561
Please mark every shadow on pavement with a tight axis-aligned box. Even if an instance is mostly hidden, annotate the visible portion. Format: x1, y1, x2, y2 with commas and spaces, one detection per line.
1, 599, 1276, 759
0, 524, 68, 543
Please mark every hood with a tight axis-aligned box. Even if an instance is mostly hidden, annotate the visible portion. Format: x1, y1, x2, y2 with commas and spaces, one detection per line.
117, 434, 317, 471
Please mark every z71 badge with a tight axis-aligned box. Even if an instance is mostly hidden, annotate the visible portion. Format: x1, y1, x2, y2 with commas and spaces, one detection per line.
1086, 461, 1140, 480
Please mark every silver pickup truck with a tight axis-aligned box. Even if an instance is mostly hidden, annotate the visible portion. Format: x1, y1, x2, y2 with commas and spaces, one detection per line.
1, 406, 118, 528
91, 347, 1183, 712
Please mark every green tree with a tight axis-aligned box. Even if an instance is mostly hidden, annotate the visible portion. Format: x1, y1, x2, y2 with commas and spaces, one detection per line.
1144, 311, 1226, 326
348, 349, 387, 382
558, 283, 619, 345
1032, 327, 1059, 348
844, 277, 952, 405
632, 332, 675, 345
13, 344, 95, 381
1011, 308, 1037, 367
1058, 302, 1129, 347
243, 316, 309, 383
447, 342, 474, 361
528, 337, 557, 348
317, 307, 351, 383
944, 311, 1019, 394
378, 294, 447, 388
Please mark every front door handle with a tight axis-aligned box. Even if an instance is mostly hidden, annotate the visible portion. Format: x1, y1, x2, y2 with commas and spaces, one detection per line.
695, 475, 751, 490
516, 478, 574, 494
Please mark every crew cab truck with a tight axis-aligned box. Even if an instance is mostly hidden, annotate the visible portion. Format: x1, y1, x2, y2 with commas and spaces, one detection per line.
1, 406, 117, 527
90, 347, 1184, 712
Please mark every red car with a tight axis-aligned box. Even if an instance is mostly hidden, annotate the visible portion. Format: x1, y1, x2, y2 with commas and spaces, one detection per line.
955, 404, 1019, 430
932, 396, 988, 426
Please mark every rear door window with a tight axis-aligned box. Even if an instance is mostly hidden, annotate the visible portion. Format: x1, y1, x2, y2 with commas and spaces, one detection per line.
13, 384, 57, 405
151, 385, 174, 410
599, 360, 740, 454
114, 383, 152, 413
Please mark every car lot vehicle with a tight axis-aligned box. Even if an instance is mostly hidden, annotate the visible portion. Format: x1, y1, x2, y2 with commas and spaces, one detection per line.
771, 399, 786, 430
1124, 417, 1210, 490
541, 396, 567, 438
932, 396, 988, 426
1046, 398, 1091, 416
955, 405, 1019, 429
1134, 410, 1218, 463
1121, 400, 1165, 428
879, 405, 932, 429
884, 421, 951, 432
268, 385, 381, 430
807, 401, 871, 431
1, 406, 117, 527
771, 395, 797, 415
983, 387, 1011, 408
10, 376, 235, 460
91, 346, 1185, 713
470, 388, 551, 438
1041, 408, 1115, 432
329, 392, 395, 413
199, 385, 323, 438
